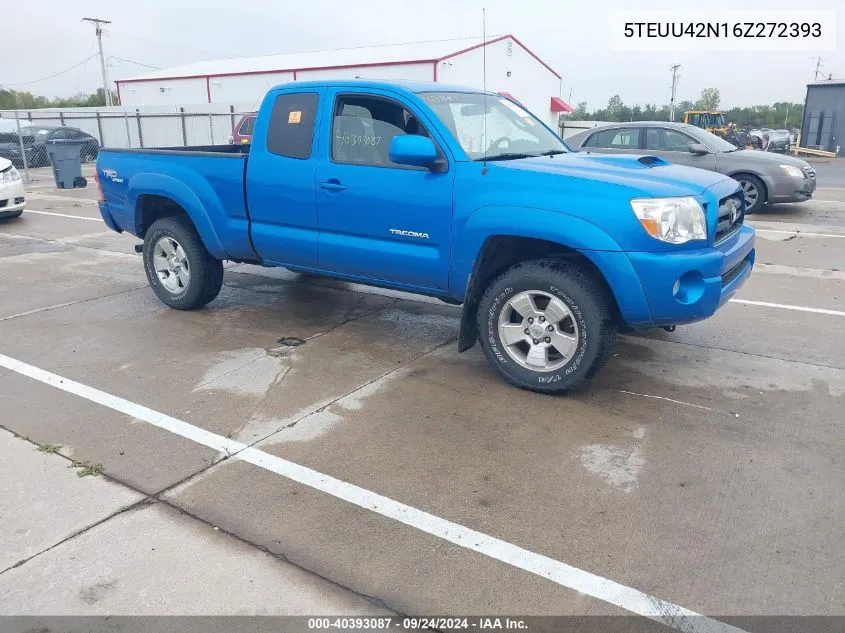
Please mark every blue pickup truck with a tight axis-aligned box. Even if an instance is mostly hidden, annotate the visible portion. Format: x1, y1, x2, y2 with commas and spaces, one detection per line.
96, 79, 755, 393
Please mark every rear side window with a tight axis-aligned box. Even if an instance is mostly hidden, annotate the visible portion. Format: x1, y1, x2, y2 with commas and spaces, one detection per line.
589, 128, 640, 149
266, 93, 319, 159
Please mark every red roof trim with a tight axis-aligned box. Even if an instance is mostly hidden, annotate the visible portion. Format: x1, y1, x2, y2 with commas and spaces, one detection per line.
115, 59, 437, 85
115, 34, 562, 86
436, 34, 561, 80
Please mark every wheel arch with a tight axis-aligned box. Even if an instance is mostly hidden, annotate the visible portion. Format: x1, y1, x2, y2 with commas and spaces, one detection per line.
128, 173, 227, 258
456, 234, 623, 353
727, 171, 769, 204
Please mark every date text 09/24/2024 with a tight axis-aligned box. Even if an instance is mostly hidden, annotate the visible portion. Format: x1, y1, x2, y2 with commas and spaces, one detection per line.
307, 617, 528, 630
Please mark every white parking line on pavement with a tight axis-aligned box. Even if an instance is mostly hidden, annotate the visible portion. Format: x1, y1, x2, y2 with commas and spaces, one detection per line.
25, 193, 98, 205
730, 299, 845, 317
753, 228, 845, 239
23, 209, 103, 222
0, 351, 745, 633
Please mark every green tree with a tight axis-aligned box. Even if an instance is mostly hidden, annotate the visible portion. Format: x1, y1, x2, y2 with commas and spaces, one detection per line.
695, 88, 721, 110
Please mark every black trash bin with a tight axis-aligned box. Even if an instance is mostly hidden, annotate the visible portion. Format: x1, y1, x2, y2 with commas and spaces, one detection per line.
45, 139, 88, 189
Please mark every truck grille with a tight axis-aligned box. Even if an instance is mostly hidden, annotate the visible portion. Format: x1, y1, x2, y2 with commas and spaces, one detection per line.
0, 200, 7, 209
715, 193, 743, 243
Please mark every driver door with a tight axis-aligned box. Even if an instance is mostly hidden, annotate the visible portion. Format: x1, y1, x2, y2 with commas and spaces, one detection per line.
315, 89, 455, 290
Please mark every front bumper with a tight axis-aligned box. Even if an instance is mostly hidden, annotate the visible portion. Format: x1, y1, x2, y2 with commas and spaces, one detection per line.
769, 174, 816, 203
0, 179, 26, 217
624, 225, 755, 327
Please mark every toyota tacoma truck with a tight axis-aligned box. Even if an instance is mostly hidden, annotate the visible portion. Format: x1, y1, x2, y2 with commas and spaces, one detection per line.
96, 80, 755, 393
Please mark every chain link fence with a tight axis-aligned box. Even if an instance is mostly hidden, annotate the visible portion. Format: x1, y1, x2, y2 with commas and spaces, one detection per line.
0, 107, 253, 185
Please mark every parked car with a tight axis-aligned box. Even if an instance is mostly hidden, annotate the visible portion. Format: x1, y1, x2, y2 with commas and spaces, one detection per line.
97, 80, 754, 394
229, 113, 256, 144
766, 129, 791, 153
0, 158, 26, 219
0, 132, 38, 167
16, 125, 100, 167
566, 121, 815, 213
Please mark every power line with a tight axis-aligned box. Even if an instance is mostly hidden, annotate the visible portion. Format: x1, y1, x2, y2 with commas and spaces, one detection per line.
0, 54, 99, 87
107, 56, 161, 70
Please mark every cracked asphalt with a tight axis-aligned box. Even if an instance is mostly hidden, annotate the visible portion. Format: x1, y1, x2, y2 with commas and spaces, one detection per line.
0, 162, 844, 630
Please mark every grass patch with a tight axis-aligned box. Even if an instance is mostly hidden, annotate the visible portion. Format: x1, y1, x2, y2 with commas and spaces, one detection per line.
68, 460, 104, 477
37, 444, 63, 455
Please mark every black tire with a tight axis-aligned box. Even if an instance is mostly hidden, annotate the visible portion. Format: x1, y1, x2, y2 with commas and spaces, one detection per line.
476, 258, 617, 394
735, 173, 766, 214
143, 216, 224, 310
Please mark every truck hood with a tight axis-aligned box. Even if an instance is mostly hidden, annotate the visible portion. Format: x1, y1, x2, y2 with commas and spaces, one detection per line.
493, 152, 731, 197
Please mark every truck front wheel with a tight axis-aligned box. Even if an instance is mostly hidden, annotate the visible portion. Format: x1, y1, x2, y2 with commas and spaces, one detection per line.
476, 258, 617, 394
143, 216, 224, 310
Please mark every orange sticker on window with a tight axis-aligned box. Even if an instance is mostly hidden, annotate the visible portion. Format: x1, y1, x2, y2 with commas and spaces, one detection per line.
288, 111, 302, 124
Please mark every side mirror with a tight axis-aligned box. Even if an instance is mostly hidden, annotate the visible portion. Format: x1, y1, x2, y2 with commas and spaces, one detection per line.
688, 143, 711, 155
389, 135, 439, 169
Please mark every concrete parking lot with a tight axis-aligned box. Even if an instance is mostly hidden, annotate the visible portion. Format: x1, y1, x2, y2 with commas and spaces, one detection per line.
1, 162, 843, 631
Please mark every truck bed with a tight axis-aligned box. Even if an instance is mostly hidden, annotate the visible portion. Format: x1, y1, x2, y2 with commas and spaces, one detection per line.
96, 145, 256, 261
102, 144, 249, 157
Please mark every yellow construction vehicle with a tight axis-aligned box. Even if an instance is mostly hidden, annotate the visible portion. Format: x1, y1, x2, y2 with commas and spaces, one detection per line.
683, 111, 728, 136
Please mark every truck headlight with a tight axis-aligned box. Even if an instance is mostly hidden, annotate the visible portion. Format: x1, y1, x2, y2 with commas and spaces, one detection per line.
630, 197, 707, 244
779, 164, 804, 178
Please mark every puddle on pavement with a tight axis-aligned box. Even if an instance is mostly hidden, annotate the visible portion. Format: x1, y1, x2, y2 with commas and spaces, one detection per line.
578, 427, 647, 493
193, 347, 292, 397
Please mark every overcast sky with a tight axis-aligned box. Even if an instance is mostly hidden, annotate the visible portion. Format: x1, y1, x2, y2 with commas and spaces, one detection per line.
2, 0, 842, 108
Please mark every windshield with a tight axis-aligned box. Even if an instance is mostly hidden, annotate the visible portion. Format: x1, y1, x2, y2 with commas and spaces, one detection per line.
420, 92, 567, 160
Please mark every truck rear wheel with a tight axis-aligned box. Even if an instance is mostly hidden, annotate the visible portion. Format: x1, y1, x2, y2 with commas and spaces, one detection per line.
143, 216, 224, 310
476, 258, 617, 394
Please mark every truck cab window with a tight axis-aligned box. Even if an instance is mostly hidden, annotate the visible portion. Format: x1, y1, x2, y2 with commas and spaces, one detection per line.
331, 95, 429, 168
266, 92, 319, 159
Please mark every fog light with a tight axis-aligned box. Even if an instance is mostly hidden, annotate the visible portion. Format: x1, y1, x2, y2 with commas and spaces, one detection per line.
14, 197, 24, 204
673, 271, 705, 305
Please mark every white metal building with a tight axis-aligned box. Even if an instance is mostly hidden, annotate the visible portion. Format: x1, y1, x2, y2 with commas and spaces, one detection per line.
115, 35, 569, 126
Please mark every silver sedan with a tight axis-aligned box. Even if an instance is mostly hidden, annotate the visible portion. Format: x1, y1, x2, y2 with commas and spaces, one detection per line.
565, 121, 816, 213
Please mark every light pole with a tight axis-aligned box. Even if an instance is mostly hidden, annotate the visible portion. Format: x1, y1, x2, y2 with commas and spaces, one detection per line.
669, 64, 681, 122
83, 17, 112, 106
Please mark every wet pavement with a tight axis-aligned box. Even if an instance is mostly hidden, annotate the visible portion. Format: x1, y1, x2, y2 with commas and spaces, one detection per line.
1, 163, 844, 628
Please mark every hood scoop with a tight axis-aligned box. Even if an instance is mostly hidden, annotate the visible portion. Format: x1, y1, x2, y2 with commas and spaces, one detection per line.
636, 155, 669, 167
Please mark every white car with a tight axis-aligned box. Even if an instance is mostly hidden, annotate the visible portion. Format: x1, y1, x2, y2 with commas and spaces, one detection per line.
0, 157, 25, 219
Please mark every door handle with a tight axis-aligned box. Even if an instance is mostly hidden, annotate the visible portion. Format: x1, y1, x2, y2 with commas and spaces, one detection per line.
319, 179, 347, 192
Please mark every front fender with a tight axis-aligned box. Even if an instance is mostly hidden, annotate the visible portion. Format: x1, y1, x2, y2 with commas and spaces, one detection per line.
452, 206, 654, 352
127, 172, 227, 259
450, 205, 625, 296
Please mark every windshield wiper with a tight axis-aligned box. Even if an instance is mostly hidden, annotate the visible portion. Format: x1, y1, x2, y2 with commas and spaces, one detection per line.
539, 149, 566, 156
480, 152, 536, 161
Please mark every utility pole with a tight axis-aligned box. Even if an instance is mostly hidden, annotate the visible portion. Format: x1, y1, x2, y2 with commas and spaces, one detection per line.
813, 56, 824, 81
669, 64, 681, 122
83, 17, 113, 106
